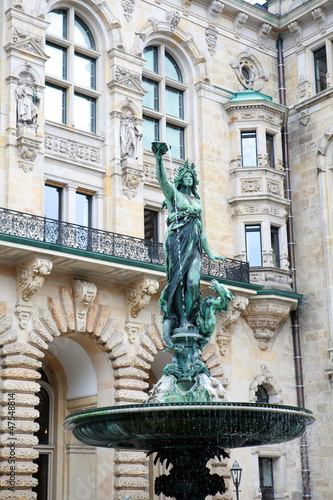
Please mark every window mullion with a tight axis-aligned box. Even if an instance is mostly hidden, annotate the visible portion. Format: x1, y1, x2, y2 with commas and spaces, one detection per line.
68, 7, 75, 42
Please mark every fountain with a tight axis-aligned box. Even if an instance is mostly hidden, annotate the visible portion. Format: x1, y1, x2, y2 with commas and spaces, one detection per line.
64, 142, 314, 500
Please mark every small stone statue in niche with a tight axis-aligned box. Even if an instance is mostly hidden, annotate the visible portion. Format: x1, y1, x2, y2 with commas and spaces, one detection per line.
15, 71, 39, 134
120, 111, 142, 160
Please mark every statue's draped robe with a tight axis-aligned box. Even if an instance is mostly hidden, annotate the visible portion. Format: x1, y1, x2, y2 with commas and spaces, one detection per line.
159, 204, 202, 327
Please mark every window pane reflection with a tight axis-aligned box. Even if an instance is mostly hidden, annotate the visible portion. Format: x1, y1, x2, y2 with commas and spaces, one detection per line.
76, 192, 92, 227
165, 52, 182, 82
166, 124, 184, 160
45, 43, 66, 79
143, 46, 158, 73
44, 185, 61, 220
142, 78, 159, 111
143, 116, 159, 151
242, 131, 257, 167
74, 16, 95, 49
46, 9, 67, 38
74, 93, 96, 133
45, 85, 66, 124
74, 53, 96, 89
166, 86, 184, 119
245, 225, 262, 266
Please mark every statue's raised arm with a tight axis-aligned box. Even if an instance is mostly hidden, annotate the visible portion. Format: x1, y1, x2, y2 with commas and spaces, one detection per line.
151, 142, 174, 203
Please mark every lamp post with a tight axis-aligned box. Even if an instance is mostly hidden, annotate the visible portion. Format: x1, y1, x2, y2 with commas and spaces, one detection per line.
230, 460, 242, 500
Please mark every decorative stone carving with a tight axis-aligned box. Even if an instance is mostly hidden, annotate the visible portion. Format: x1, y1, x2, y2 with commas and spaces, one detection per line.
73, 280, 97, 332
258, 23, 272, 48
216, 296, 249, 355
230, 51, 268, 91
298, 75, 311, 99
16, 305, 34, 329
208, 1, 224, 23
44, 134, 100, 164
115, 66, 141, 83
300, 109, 310, 126
234, 12, 248, 36
125, 321, 141, 343
166, 11, 181, 32
249, 364, 283, 403
205, 27, 218, 56
120, 111, 142, 160
241, 179, 261, 193
267, 180, 281, 196
127, 279, 159, 318
17, 133, 42, 172
17, 258, 53, 304
15, 70, 39, 135
288, 21, 303, 45
122, 161, 144, 199
122, 0, 135, 21
243, 300, 292, 350
312, 8, 326, 32
12, 27, 44, 48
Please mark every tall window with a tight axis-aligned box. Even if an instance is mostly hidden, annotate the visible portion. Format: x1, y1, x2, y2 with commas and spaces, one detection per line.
33, 369, 53, 500
142, 45, 187, 160
44, 185, 62, 220
241, 131, 257, 167
266, 134, 275, 169
270, 226, 280, 268
76, 192, 92, 250
314, 47, 327, 93
245, 224, 262, 266
259, 458, 274, 500
144, 209, 159, 241
45, 9, 98, 133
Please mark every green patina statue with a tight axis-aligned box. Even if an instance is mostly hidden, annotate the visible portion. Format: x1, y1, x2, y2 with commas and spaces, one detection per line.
150, 142, 234, 401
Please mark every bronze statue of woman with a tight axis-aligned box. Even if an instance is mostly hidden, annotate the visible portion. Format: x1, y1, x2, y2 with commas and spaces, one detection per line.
152, 142, 225, 347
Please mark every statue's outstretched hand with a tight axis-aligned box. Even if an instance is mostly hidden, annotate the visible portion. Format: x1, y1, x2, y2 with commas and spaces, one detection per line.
151, 142, 169, 156
210, 255, 226, 262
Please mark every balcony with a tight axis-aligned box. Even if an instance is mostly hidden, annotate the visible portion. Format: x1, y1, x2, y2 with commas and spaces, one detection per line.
0, 207, 250, 285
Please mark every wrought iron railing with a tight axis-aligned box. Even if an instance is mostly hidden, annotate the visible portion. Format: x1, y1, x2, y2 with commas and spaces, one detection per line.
0, 207, 250, 283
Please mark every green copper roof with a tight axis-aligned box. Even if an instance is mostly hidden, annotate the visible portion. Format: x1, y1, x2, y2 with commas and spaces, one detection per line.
229, 89, 273, 102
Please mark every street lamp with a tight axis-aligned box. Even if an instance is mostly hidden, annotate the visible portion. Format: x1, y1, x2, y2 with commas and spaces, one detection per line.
230, 460, 242, 500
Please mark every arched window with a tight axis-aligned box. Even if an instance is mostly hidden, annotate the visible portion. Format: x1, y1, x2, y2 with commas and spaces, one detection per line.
142, 45, 187, 160
45, 8, 99, 133
33, 369, 54, 500
255, 385, 269, 404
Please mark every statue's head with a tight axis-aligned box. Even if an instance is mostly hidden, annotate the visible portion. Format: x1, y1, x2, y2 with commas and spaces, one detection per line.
174, 160, 200, 198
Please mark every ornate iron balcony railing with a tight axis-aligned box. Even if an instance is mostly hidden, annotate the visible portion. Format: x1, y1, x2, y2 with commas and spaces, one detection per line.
0, 207, 250, 283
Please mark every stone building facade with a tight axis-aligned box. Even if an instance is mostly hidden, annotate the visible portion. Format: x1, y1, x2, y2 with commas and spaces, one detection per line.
0, 0, 332, 499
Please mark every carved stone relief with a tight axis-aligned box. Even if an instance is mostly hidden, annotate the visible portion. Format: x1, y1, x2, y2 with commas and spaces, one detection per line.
205, 27, 218, 56
125, 321, 141, 343
300, 109, 310, 126
257, 23, 272, 48
166, 10, 181, 32
288, 21, 303, 46
16, 258, 52, 329
120, 111, 142, 160
127, 279, 159, 318
243, 301, 291, 350
44, 135, 100, 164
15, 69, 39, 136
267, 180, 281, 196
122, 0, 135, 21
312, 8, 326, 32
73, 280, 97, 332
234, 12, 248, 36
230, 51, 268, 91
122, 162, 144, 199
216, 296, 248, 355
12, 27, 44, 48
241, 179, 261, 193
208, 1, 224, 23
298, 75, 311, 99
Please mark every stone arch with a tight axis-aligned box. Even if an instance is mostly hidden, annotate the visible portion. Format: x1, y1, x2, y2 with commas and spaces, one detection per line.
249, 364, 283, 404
134, 20, 208, 82
39, 0, 123, 51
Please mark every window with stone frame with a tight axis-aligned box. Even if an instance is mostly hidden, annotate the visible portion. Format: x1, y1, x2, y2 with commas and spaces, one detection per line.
270, 226, 280, 268
241, 131, 257, 167
259, 457, 275, 500
45, 8, 99, 133
144, 208, 159, 242
266, 133, 275, 169
245, 224, 262, 266
142, 45, 187, 160
314, 46, 327, 93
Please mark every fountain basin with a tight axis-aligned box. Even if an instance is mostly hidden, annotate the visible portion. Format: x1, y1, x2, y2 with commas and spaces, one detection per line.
64, 401, 314, 450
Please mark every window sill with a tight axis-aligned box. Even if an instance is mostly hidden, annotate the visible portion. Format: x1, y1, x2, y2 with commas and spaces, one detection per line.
45, 120, 105, 143
292, 86, 333, 112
